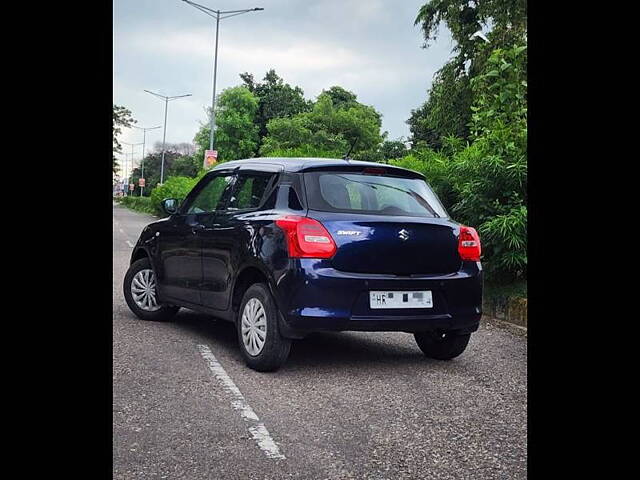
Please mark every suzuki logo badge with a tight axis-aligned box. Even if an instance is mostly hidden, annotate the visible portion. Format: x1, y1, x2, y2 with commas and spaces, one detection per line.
398, 229, 409, 241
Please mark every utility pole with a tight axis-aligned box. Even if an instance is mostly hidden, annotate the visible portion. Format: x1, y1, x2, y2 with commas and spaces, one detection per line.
132, 125, 161, 196
144, 90, 191, 184
181, 1, 264, 153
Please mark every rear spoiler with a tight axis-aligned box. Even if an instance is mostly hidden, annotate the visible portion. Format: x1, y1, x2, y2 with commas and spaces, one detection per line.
300, 164, 425, 180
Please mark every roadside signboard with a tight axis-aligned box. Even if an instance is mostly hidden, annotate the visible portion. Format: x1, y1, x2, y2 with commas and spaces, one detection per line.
129, 183, 135, 192
139, 178, 145, 187
204, 149, 218, 168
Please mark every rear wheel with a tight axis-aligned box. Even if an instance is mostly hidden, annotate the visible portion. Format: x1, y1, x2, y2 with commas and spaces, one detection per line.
123, 258, 179, 321
237, 283, 291, 372
414, 331, 471, 360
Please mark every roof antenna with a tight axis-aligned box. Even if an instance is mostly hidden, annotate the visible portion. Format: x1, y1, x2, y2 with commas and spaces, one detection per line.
343, 136, 359, 161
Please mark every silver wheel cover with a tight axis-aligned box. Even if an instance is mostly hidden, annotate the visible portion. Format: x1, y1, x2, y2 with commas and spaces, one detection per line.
131, 269, 161, 312
241, 298, 267, 356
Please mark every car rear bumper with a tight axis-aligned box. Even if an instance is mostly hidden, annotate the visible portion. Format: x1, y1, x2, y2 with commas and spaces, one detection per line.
275, 259, 483, 337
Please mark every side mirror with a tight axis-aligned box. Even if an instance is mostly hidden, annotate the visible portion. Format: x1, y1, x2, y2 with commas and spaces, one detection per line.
161, 198, 179, 215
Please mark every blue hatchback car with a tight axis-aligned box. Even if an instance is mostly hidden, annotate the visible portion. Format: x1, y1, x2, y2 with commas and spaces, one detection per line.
124, 158, 483, 371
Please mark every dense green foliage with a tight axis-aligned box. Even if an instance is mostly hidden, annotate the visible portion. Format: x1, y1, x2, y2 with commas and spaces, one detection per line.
149, 175, 202, 215
407, 63, 472, 149
260, 90, 384, 160
194, 86, 260, 164
190, 72, 395, 165
415, 0, 527, 60
129, 145, 199, 196
119, 173, 206, 216
408, 0, 527, 149
380, 139, 409, 161
321, 86, 359, 110
240, 69, 311, 149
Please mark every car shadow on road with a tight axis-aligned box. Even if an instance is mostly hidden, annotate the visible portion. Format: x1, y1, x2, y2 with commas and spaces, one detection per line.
171, 309, 442, 371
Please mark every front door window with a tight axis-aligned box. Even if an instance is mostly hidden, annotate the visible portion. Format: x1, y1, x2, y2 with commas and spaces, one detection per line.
187, 174, 235, 214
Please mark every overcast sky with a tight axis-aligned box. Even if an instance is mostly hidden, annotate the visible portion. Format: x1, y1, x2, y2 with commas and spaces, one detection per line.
113, 0, 454, 163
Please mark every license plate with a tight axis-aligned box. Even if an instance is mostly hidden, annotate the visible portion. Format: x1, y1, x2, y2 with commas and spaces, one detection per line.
369, 290, 433, 309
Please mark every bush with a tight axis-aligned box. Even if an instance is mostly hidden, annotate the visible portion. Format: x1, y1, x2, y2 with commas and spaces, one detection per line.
261, 145, 342, 158
149, 175, 200, 216
119, 195, 156, 215
389, 148, 457, 210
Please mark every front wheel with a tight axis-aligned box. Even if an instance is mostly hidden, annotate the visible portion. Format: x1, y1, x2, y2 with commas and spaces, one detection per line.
123, 258, 179, 321
414, 331, 471, 360
237, 283, 291, 372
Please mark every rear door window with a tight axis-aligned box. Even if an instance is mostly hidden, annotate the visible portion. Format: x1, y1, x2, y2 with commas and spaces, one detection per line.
304, 170, 448, 218
227, 171, 276, 211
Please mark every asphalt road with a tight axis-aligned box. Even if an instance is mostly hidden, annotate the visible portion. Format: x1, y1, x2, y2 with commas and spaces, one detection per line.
113, 202, 527, 479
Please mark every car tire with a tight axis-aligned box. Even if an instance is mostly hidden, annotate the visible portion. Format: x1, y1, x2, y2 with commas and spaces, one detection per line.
414, 331, 471, 360
237, 283, 291, 372
123, 258, 180, 322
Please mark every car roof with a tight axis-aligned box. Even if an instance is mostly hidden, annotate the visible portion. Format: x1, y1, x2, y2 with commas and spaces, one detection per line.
210, 157, 423, 177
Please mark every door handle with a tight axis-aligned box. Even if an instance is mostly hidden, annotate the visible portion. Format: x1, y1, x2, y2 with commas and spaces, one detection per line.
191, 224, 205, 234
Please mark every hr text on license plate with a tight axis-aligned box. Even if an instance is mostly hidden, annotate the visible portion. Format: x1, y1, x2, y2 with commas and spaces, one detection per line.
369, 291, 433, 309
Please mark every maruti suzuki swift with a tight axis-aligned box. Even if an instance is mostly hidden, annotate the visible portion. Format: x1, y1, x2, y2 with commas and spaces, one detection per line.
123, 158, 483, 371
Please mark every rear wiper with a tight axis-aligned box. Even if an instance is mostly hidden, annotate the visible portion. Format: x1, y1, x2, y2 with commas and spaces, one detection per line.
407, 190, 440, 217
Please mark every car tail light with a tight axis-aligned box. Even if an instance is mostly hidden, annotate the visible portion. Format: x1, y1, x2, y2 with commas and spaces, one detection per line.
458, 226, 481, 261
275, 215, 337, 258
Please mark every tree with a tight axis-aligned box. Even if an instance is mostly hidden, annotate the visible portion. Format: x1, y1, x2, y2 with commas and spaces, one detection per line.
129, 148, 185, 195
407, 62, 473, 149
415, 0, 527, 64
151, 141, 195, 158
321, 86, 358, 110
240, 69, 311, 149
260, 90, 384, 160
113, 104, 136, 176
126, 141, 198, 195
408, 0, 527, 149
380, 139, 409, 161
168, 155, 200, 178
194, 86, 260, 164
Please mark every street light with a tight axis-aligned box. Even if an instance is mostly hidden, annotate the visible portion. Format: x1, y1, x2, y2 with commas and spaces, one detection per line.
122, 141, 144, 195
144, 90, 192, 184
181, 1, 264, 155
118, 152, 131, 196
132, 125, 162, 196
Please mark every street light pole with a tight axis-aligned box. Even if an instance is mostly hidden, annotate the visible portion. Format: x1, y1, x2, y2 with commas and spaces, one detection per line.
181, 1, 264, 152
122, 141, 144, 195
210, 12, 220, 151
144, 90, 192, 184
132, 125, 161, 196
119, 153, 130, 196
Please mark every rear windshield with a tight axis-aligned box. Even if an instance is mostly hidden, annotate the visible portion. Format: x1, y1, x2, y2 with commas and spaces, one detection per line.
303, 170, 448, 218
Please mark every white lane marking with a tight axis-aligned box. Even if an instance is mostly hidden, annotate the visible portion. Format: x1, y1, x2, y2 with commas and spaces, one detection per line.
126, 240, 134, 248
119, 228, 125, 234
197, 344, 286, 460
